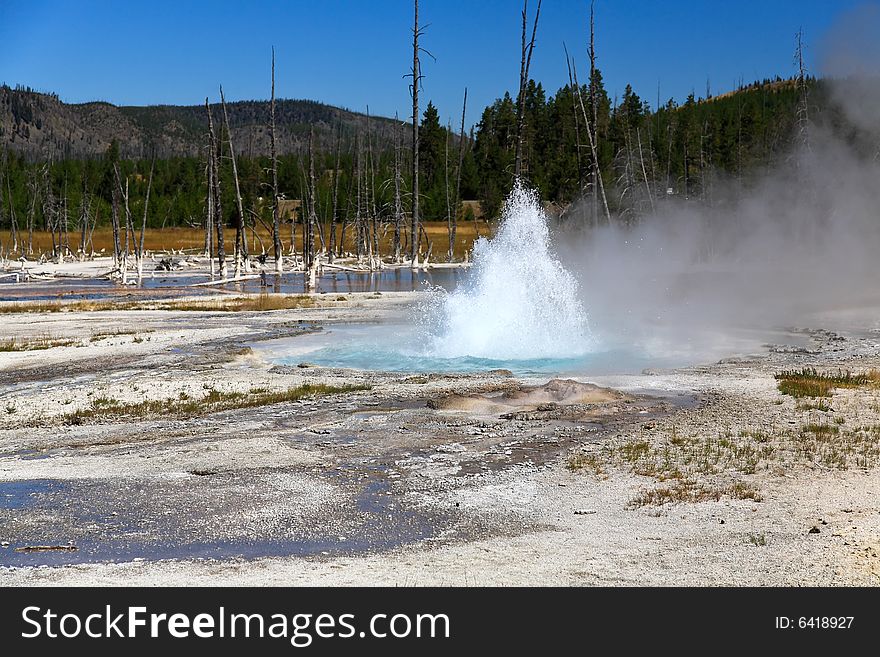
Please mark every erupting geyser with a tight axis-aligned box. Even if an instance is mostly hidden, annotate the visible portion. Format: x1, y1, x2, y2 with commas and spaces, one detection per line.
425, 181, 593, 360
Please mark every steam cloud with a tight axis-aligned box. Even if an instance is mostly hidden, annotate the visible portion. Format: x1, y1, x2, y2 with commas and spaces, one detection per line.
554, 3, 880, 358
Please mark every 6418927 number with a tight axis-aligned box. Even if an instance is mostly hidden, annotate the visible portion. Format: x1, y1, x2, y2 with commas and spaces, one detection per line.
775, 616, 854, 629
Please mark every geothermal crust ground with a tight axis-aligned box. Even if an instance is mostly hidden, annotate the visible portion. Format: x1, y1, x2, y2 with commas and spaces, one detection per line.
1, 281, 880, 586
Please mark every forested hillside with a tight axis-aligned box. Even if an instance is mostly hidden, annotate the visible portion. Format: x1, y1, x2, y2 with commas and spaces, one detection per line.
0, 85, 400, 159
0, 73, 864, 260
473, 75, 835, 219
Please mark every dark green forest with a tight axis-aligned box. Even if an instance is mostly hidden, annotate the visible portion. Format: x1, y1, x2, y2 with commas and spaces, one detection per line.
0, 72, 859, 255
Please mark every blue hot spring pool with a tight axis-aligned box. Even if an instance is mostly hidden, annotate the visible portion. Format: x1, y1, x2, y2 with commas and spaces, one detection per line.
256, 185, 811, 376
255, 321, 803, 376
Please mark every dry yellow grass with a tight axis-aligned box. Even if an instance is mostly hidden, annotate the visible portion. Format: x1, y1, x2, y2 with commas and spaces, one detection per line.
0, 294, 316, 314
60, 383, 371, 426
12, 220, 492, 261
0, 335, 78, 351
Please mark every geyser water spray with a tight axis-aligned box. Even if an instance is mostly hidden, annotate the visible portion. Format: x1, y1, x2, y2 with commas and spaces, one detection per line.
425, 181, 593, 360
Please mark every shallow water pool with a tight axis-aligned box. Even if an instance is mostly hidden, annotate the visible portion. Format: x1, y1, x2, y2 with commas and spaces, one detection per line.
256, 321, 808, 376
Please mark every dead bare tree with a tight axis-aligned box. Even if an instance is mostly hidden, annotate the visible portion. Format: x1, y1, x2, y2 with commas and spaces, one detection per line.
86, 204, 98, 257
365, 107, 379, 267
328, 125, 341, 263
563, 47, 584, 192
340, 145, 357, 258
571, 59, 611, 223
203, 156, 211, 259
306, 128, 317, 288
514, 0, 542, 178
444, 119, 453, 261
26, 171, 38, 255
449, 88, 468, 262
78, 178, 89, 260
5, 163, 19, 254
408, 0, 425, 265
795, 27, 810, 153
42, 164, 60, 260
588, 0, 599, 222
219, 85, 249, 276
110, 167, 121, 272
206, 98, 227, 278
392, 116, 404, 263
61, 178, 70, 257
136, 158, 154, 278
636, 128, 654, 213
113, 165, 132, 282
270, 47, 283, 273
354, 131, 363, 262
204, 155, 214, 275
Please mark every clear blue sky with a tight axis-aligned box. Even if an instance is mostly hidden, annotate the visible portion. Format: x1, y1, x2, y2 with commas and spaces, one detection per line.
0, 0, 870, 130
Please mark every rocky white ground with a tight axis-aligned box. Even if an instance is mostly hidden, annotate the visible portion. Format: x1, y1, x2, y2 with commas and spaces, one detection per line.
0, 282, 879, 586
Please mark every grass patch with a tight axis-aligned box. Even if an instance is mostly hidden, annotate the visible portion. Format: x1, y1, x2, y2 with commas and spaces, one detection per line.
0, 300, 139, 314
628, 479, 763, 508
0, 336, 78, 351
794, 423, 880, 470
89, 329, 145, 342
797, 399, 832, 412
159, 295, 315, 312
60, 383, 370, 425
802, 423, 839, 436
0, 294, 315, 314
775, 367, 880, 398
611, 429, 773, 478
567, 453, 605, 477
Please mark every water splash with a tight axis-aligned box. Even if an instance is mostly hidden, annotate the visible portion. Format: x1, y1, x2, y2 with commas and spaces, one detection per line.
424, 181, 593, 360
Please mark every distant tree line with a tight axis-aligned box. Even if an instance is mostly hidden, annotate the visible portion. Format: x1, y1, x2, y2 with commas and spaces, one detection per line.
472, 74, 833, 220
0, 72, 864, 261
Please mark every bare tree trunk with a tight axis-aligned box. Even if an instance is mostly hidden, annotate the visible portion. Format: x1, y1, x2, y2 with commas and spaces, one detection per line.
26, 173, 37, 255
564, 48, 583, 194
699, 123, 706, 203
205, 157, 214, 275
366, 108, 380, 268
113, 166, 132, 284
219, 85, 249, 276
683, 138, 689, 199
444, 120, 453, 261
123, 178, 132, 282
452, 88, 467, 261
206, 99, 227, 278
354, 132, 363, 263
43, 167, 58, 260
204, 159, 212, 257
410, 0, 421, 266
637, 128, 654, 213
137, 159, 154, 278
87, 203, 97, 257
340, 148, 357, 258
329, 125, 341, 263
5, 167, 19, 254
270, 47, 283, 273
78, 181, 87, 259
795, 27, 810, 152
572, 61, 611, 223
392, 117, 404, 263
589, 0, 599, 224
297, 160, 309, 265
110, 168, 121, 272
306, 128, 317, 286
419, 222, 432, 265
61, 179, 69, 257
514, 0, 542, 178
